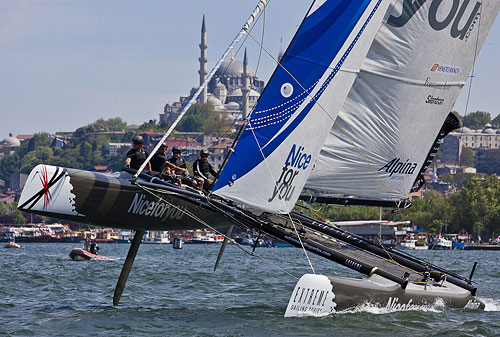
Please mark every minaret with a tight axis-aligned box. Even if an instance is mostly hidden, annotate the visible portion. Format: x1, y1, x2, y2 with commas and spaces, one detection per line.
241, 48, 250, 119
277, 37, 284, 63
198, 14, 208, 104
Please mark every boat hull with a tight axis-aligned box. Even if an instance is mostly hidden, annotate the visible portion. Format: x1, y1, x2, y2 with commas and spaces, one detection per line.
329, 275, 484, 311
18, 165, 234, 231
69, 248, 108, 261
4, 242, 21, 249
286, 274, 484, 316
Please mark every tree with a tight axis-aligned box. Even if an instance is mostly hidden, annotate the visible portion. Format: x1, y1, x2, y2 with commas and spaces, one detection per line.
460, 146, 475, 167
176, 103, 230, 135
106, 117, 128, 131
462, 111, 491, 130
476, 149, 500, 175
492, 114, 500, 127
138, 119, 164, 132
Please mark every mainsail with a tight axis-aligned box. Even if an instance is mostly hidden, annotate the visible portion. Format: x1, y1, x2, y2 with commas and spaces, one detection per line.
305, 0, 500, 200
213, 0, 394, 213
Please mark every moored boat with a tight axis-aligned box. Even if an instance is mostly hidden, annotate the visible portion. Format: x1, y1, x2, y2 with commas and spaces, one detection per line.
397, 239, 428, 250
431, 237, 452, 250
189, 232, 224, 244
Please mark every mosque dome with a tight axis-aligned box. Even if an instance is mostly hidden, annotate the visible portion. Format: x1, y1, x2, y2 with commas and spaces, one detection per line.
461, 127, 472, 133
225, 101, 240, 110
227, 88, 260, 98
207, 96, 223, 107
2, 135, 20, 147
483, 128, 496, 134
215, 61, 255, 77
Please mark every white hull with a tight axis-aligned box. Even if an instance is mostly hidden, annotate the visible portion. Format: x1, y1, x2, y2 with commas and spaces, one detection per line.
285, 273, 484, 316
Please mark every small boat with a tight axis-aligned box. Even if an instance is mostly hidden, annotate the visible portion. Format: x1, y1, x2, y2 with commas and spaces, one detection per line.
172, 237, 183, 249
190, 232, 224, 244
430, 237, 452, 250
143, 231, 170, 244
397, 240, 428, 250
4, 240, 20, 249
69, 248, 108, 261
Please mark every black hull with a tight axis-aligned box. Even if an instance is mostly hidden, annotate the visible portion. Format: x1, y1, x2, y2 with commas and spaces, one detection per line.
19, 166, 234, 232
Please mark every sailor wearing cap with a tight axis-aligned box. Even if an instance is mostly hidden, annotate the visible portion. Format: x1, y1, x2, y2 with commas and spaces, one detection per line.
193, 149, 217, 191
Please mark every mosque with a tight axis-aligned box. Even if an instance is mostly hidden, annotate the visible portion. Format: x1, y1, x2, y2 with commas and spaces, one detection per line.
159, 15, 267, 126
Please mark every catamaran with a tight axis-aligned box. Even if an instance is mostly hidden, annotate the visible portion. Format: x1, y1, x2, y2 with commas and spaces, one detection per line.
18, 0, 500, 315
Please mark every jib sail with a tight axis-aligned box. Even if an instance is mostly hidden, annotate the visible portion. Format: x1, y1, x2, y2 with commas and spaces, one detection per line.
213, 0, 393, 213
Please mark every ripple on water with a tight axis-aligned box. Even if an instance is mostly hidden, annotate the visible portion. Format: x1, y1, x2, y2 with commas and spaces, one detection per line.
0, 243, 499, 337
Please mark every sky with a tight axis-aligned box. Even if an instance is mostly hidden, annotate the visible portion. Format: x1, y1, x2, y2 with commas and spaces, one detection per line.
1, 0, 499, 139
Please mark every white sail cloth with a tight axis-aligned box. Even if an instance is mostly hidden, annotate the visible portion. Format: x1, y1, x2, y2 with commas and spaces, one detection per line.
306, 0, 500, 200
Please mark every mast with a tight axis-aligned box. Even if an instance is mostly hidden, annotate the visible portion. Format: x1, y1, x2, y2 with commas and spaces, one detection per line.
135, 0, 268, 178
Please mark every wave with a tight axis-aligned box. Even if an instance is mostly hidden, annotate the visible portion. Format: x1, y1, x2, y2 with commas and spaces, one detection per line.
480, 298, 500, 311
336, 299, 445, 315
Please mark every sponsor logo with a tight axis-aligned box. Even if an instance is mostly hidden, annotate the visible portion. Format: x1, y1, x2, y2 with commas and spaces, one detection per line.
268, 144, 311, 203
288, 286, 331, 314
379, 158, 418, 178
386, 297, 418, 311
388, 0, 481, 42
431, 63, 460, 75
424, 77, 450, 90
127, 193, 186, 222
426, 94, 445, 105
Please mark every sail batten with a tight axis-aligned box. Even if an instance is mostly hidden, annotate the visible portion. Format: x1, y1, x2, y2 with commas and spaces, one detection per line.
306, 0, 500, 201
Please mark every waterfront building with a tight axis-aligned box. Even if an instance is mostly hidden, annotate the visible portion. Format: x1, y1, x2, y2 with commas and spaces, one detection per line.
441, 124, 500, 163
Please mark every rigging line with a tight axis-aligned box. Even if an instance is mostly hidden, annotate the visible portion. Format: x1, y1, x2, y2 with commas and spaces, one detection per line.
244, 28, 406, 216
136, 182, 299, 280
134, 0, 269, 178
298, 200, 418, 274
216, 3, 268, 141
246, 118, 316, 274
455, 2, 483, 169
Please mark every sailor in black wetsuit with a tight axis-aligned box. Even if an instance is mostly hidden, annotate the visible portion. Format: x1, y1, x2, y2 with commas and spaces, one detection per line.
125, 135, 151, 171
150, 144, 188, 186
167, 146, 196, 188
193, 149, 217, 191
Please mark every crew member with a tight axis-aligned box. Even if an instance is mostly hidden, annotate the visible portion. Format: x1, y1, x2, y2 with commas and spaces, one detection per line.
125, 135, 151, 171
167, 146, 196, 187
150, 144, 189, 186
193, 149, 217, 190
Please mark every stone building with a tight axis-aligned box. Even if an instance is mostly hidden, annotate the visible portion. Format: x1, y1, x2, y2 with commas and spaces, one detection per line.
440, 124, 500, 164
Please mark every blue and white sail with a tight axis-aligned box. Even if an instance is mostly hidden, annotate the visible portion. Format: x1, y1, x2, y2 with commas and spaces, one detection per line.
305, 0, 500, 201
213, 0, 394, 213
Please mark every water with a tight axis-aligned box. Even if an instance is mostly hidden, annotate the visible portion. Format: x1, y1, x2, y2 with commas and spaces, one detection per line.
1, 243, 499, 336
